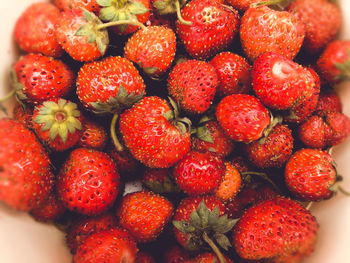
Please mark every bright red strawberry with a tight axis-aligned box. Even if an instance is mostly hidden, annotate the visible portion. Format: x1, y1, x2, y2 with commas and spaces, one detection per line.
125, 26, 176, 77
285, 149, 337, 201
163, 245, 190, 263
117, 191, 174, 242
230, 156, 251, 174
316, 88, 342, 113
216, 94, 270, 143
240, 6, 304, 61
74, 227, 138, 263
136, 252, 156, 263
210, 52, 251, 96
226, 0, 264, 12
57, 148, 120, 215
142, 168, 179, 194
14, 3, 63, 57
215, 162, 242, 201
316, 40, 350, 83
245, 124, 294, 168
174, 151, 225, 195
12, 54, 75, 104
54, 0, 101, 13
233, 197, 319, 261
192, 120, 235, 157
119, 96, 191, 168
191, 252, 234, 263
168, 60, 218, 114
56, 9, 109, 62
288, 0, 341, 54
77, 56, 146, 114
176, 0, 240, 59
30, 192, 66, 222
78, 119, 108, 150
12, 104, 33, 129
0, 119, 53, 211
32, 99, 84, 152
66, 213, 118, 253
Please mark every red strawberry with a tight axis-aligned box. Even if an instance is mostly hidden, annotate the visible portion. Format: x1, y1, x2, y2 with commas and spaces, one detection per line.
285, 149, 337, 201
226, 0, 264, 12
12, 104, 33, 129
119, 96, 191, 168
168, 60, 218, 114
146, 8, 175, 29
0, 119, 53, 211
245, 124, 294, 168
287, 0, 341, 54
316, 88, 342, 113
56, 9, 109, 62
125, 26, 176, 77
32, 99, 84, 152
74, 227, 138, 263
66, 213, 118, 253
136, 252, 156, 263
316, 40, 350, 83
215, 162, 242, 201
191, 252, 234, 263
176, 0, 240, 59
174, 151, 225, 195
233, 197, 319, 261
216, 94, 271, 143
57, 148, 120, 215
78, 119, 108, 150
12, 54, 75, 104
192, 120, 235, 157
54, 0, 101, 13
77, 56, 146, 114
117, 191, 174, 242
240, 6, 305, 61
142, 168, 179, 194
14, 3, 63, 57
230, 156, 251, 174
163, 245, 190, 263
30, 193, 66, 222
210, 52, 251, 96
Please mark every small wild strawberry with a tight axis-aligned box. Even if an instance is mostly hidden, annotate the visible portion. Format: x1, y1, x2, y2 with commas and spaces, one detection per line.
30, 192, 66, 222
316, 88, 342, 113
12, 104, 33, 129
226, 0, 264, 12
215, 162, 242, 201
54, 0, 101, 13
78, 119, 108, 150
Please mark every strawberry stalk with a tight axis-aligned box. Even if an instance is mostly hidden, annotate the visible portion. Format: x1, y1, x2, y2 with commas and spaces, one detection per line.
175, 0, 192, 26
96, 19, 147, 30
251, 0, 294, 9
110, 113, 124, 152
242, 172, 281, 192
0, 89, 15, 103
202, 232, 227, 263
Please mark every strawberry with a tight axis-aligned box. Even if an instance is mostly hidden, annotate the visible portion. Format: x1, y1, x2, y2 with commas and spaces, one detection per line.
142, 168, 180, 194
287, 0, 341, 54
168, 60, 218, 114
226, 0, 264, 12
316, 88, 342, 113
66, 213, 118, 253
191, 252, 233, 263
216, 94, 271, 143
240, 6, 305, 61
119, 96, 191, 168
191, 120, 235, 157
163, 245, 190, 263
215, 162, 242, 201
146, 11, 176, 29
117, 191, 174, 242
12, 54, 75, 105
77, 56, 146, 114
74, 227, 138, 263
136, 252, 156, 263
54, 0, 101, 13
233, 197, 319, 261
14, 3, 63, 57
230, 156, 251, 174
210, 52, 251, 96
57, 148, 120, 215
124, 26, 176, 77
245, 124, 294, 168
56, 9, 109, 62
174, 151, 225, 195
176, 0, 240, 59
30, 192, 66, 222
12, 104, 33, 129
0, 119, 53, 211
32, 99, 84, 152
316, 40, 350, 83
78, 119, 108, 150
285, 149, 337, 201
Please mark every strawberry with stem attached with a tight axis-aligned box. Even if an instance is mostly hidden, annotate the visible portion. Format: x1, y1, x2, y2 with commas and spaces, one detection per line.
152, 0, 191, 25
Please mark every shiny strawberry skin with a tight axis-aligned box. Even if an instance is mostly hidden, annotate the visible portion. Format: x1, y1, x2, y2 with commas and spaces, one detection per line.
30, 193, 66, 222
54, 0, 101, 13
176, 0, 240, 59
215, 162, 242, 201
316, 88, 342, 113
78, 119, 108, 150
14, 3, 63, 57
240, 6, 304, 61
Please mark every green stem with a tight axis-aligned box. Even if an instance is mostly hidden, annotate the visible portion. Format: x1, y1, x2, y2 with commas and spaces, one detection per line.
242, 172, 281, 193
306, 202, 313, 210
97, 19, 147, 30
338, 186, 350, 196
110, 113, 124, 152
0, 89, 15, 103
202, 232, 226, 263
175, 0, 192, 26
251, 0, 288, 8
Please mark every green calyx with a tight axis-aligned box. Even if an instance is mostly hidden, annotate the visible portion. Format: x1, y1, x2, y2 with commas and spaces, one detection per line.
164, 97, 192, 135
251, 0, 295, 10
34, 99, 82, 143
193, 115, 215, 143
144, 176, 180, 194
10, 69, 28, 102
335, 50, 350, 82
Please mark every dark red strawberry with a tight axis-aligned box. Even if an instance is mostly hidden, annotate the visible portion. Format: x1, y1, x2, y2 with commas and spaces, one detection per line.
12, 54, 75, 104
0, 119, 53, 211
216, 94, 271, 143
146, 8, 175, 29
168, 60, 218, 114
57, 148, 120, 215
54, 0, 101, 13
142, 168, 179, 194
77, 56, 146, 114
74, 227, 138, 263
288, 0, 341, 54
176, 0, 240, 59
230, 156, 251, 174
78, 119, 108, 150
285, 149, 337, 201
210, 52, 251, 96
119, 96, 191, 168
163, 245, 190, 263
14, 3, 63, 57
32, 99, 84, 152
30, 193, 66, 222
12, 104, 33, 129
240, 6, 305, 61
191, 252, 234, 263
125, 26, 176, 77
117, 191, 174, 242
136, 252, 156, 263
215, 162, 242, 201
316, 88, 342, 113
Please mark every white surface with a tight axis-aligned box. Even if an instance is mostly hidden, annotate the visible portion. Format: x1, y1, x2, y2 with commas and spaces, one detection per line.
0, 1, 350, 263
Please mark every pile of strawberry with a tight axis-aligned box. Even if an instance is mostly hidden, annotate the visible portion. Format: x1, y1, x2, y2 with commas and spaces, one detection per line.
1, 0, 350, 262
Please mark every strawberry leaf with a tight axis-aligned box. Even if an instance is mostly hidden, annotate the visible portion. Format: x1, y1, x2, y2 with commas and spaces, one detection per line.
214, 233, 231, 251
97, 0, 112, 7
